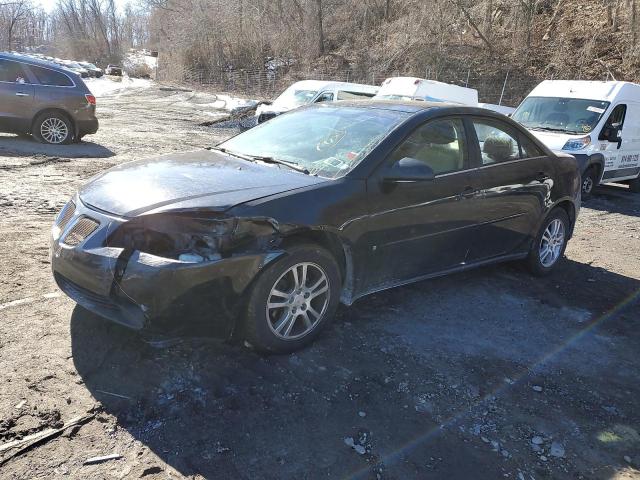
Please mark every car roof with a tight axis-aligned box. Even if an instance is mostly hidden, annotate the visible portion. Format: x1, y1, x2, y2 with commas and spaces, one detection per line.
0, 51, 75, 74
319, 99, 511, 117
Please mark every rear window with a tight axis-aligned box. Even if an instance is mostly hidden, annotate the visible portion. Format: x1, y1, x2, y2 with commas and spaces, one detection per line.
28, 65, 74, 87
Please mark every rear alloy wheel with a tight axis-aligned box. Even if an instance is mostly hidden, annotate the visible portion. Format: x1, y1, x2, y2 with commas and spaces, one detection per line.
244, 244, 340, 353
526, 209, 570, 276
581, 166, 598, 199
33, 112, 73, 145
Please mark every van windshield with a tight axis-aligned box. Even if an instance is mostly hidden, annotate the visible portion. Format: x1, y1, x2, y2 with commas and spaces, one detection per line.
273, 86, 319, 109
513, 97, 610, 134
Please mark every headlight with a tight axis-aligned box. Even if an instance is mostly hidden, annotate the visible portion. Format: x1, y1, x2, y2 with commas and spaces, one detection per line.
562, 136, 591, 151
108, 214, 238, 262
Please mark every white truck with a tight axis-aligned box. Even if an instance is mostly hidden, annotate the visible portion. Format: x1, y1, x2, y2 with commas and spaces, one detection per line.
374, 77, 479, 105
512, 80, 640, 196
255, 80, 378, 124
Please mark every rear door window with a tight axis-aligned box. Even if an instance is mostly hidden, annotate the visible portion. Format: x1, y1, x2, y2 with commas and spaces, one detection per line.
0, 59, 30, 84
471, 118, 522, 165
28, 65, 74, 87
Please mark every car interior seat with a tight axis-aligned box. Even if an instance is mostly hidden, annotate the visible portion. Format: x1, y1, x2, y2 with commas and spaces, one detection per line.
414, 122, 462, 173
483, 136, 515, 163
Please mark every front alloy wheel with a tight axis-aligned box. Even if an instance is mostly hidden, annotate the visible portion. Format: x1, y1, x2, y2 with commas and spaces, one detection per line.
244, 244, 340, 353
266, 262, 330, 340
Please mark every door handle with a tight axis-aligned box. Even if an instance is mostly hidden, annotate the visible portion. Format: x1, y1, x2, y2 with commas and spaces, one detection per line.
459, 186, 477, 199
15, 92, 30, 97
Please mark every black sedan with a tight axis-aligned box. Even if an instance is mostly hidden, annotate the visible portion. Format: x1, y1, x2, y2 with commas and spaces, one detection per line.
51, 101, 581, 352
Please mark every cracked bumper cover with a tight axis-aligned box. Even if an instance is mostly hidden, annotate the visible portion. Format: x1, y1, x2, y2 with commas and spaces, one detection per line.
51, 205, 282, 336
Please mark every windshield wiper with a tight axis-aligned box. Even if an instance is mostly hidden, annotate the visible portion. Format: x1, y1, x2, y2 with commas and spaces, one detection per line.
213, 147, 309, 174
248, 155, 310, 174
528, 126, 572, 133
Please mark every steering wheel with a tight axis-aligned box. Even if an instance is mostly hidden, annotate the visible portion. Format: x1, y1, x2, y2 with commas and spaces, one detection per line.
574, 118, 591, 132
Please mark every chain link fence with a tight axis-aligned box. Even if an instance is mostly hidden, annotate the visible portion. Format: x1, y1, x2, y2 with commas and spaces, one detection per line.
158, 62, 544, 107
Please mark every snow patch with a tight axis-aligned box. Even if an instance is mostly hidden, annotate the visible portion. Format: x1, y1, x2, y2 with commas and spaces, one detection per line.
85, 76, 152, 97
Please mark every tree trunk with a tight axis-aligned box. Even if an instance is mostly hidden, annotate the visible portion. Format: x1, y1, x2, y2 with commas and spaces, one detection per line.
633, 0, 638, 46
484, 0, 493, 40
315, 0, 324, 56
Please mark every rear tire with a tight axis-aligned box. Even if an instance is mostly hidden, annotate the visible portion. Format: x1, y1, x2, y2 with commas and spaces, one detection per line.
526, 209, 570, 276
629, 177, 640, 193
244, 244, 341, 353
32, 112, 73, 145
581, 166, 598, 200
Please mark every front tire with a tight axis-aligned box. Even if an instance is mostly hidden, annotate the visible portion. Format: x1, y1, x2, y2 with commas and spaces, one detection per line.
244, 244, 341, 353
33, 112, 73, 145
581, 166, 598, 199
526, 209, 570, 276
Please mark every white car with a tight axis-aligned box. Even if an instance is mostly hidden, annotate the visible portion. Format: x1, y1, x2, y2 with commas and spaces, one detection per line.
374, 77, 479, 105
512, 80, 640, 196
255, 80, 378, 123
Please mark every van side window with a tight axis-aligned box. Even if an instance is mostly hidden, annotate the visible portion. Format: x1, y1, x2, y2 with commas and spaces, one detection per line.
0, 59, 30, 84
471, 118, 521, 164
388, 118, 467, 175
336, 90, 376, 100
28, 65, 74, 87
315, 92, 334, 103
604, 104, 626, 129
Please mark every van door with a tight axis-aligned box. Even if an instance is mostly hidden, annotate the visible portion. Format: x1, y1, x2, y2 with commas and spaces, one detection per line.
598, 103, 640, 181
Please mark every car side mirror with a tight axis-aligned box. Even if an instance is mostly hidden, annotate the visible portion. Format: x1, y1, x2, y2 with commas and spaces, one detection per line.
384, 157, 435, 182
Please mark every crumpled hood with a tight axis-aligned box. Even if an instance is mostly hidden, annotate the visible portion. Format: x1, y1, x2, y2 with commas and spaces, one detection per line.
79, 149, 326, 217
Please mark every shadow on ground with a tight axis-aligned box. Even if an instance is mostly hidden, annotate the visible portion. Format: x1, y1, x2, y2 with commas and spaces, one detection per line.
70, 258, 640, 479
586, 185, 640, 216
0, 134, 115, 158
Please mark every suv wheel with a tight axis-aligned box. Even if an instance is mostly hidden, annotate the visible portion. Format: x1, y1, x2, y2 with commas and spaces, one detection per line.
526, 209, 570, 276
581, 166, 598, 199
33, 112, 73, 145
244, 244, 341, 353
629, 177, 640, 193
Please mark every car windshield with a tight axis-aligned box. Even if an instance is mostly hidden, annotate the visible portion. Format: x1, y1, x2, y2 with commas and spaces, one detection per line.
513, 96, 610, 134
218, 105, 409, 179
272, 86, 319, 109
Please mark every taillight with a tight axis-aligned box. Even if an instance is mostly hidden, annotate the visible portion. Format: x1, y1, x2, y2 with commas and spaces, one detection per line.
85, 94, 96, 106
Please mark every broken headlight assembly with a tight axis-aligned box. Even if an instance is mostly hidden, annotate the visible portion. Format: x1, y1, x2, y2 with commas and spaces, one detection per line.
107, 213, 242, 263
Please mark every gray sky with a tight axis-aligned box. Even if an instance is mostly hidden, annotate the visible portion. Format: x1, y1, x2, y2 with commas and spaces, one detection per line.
36, 0, 132, 13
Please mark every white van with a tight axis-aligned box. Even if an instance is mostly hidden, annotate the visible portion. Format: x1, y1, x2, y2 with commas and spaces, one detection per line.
255, 80, 378, 123
374, 77, 479, 106
512, 80, 640, 195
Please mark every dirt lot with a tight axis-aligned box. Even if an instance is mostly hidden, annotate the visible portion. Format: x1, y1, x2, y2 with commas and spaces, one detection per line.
0, 84, 639, 480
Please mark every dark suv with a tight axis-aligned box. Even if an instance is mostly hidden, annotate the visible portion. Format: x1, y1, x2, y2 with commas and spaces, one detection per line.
0, 52, 99, 144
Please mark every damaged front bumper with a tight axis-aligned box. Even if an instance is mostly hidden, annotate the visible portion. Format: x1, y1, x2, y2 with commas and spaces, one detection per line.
51, 197, 282, 336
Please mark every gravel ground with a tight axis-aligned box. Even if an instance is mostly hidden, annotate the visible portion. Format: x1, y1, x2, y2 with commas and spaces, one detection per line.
0, 84, 639, 480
